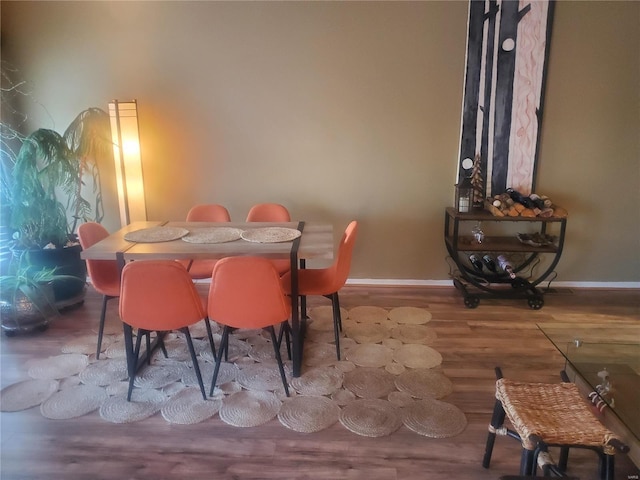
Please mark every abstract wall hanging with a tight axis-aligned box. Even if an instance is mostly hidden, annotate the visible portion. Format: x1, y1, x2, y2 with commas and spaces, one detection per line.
457, 0, 555, 197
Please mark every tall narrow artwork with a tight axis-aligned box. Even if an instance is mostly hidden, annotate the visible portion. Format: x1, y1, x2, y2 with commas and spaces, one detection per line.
457, 0, 555, 198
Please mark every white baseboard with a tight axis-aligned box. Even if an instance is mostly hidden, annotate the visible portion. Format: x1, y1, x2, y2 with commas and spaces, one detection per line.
345, 278, 640, 289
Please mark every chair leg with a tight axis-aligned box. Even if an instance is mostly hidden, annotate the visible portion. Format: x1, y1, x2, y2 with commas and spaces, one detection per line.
558, 446, 569, 472
210, 326, 230, 396
268, 325, 290, 397
96, 295, 113, 359
330, 293, 342, 360
520, 448, 536, 476
182, 327, 207, 401
126, 326, 145, 401
203, 317, 217, 359
482, 398, 506, 468
277, 322, 292, 360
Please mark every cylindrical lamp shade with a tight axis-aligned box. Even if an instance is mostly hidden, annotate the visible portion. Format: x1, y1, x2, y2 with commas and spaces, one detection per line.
109, 100, 147, 226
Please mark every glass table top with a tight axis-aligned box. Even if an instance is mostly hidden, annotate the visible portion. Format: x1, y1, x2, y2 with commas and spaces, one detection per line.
538, 323, 640, 443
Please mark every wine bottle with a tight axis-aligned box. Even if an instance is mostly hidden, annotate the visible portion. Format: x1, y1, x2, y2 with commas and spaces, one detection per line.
497, 254, 516, 279
506, 188, 536, 209
482, 254, 497, 272
469, 254, 483, 272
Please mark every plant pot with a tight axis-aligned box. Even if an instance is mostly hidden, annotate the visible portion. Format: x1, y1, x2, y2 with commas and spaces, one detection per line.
25, 245, 87, 308
0, 283, 56, 336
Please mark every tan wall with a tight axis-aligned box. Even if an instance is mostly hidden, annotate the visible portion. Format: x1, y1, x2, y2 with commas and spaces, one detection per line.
2, 1, 638, 283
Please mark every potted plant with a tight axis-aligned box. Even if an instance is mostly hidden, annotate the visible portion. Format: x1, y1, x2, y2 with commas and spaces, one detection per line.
0, 251, 82, 336
8, 109, 113, 307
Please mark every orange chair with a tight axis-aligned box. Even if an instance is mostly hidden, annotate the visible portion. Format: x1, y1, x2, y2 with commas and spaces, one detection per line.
77, 222, 121, 359
207, 256, 291, 397
119, 260, 215, 400
182, 204, 232, 279
281, 221, 358, 360
246, 203, 292, 276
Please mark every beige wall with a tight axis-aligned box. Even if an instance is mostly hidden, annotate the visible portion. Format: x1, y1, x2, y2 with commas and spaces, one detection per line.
2, 1, 638, 283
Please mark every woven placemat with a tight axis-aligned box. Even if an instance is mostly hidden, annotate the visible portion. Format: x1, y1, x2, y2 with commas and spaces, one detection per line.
160, 387, 222, 424
393, 344, 442, 369
309, 305, 349, 323
124, 226, 189, 243
387, 391, 415, 407
182, 227, 243, 244
278, 395, 341, 433
78, 358, 128, 386
331, 388, 356, 406
236, 363, 288, 392
394, 368, 453, 399
248, 342, 289, 363
339, 399, 402, 437
402, 398, 467, 438
348, 306, 389, 324
388, 307, 432, 325
0, 379, 59, 412
290, 366, 343, 396
99, 389, 166, 423
385, 362, 406, 375
28, 354, 89, 380
346, 344, 394, 368
219, 390, 281, 427
133, 363, 185, 389
187, 361, 238, 388
343, 367, 397, 399
303, 343, 338, 367
241, 227, 301, 243
40, 384, 108, 419
345, 323, 391, 344
391, 325, 437, 345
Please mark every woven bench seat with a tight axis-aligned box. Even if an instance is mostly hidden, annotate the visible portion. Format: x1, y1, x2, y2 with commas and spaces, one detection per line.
482, 368, 628, 480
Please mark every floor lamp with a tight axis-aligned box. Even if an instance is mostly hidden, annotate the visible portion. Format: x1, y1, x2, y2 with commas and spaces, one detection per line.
108, 100, 147, 227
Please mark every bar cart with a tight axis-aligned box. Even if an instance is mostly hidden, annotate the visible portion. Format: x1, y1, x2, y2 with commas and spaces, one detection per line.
444, 207, 567, 309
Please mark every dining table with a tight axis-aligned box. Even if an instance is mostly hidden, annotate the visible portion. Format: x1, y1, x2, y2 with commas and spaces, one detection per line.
80, 220, 334, 377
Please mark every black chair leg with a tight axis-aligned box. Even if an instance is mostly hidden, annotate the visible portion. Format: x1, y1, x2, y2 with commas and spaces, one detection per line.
126, 326, 145, 401
204, 318, 217, 359
96, 295, 113, 359
268, 326, 289, 397
182, 327, 207, 400
483, 398, 506, 468
210, 326, 230, 396
330, 293, 342, 360
520, 448, 536, 476
558, 446, 569, 472
277, 322, 292, 360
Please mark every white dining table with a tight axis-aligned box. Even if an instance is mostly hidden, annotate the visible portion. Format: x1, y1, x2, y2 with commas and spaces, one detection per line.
81, 220, 334, 377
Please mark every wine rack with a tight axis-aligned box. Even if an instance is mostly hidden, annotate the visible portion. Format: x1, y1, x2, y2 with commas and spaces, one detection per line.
444, 207, 567, 309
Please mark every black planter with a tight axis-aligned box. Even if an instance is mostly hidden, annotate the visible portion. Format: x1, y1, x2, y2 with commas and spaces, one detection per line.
25, 245, 87, 308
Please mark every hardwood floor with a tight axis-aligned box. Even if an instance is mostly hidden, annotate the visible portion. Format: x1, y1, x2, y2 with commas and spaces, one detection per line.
1, 285, 639, 480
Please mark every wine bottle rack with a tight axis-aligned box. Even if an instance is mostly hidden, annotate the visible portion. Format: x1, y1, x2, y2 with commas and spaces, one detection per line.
444, 207, 567, 309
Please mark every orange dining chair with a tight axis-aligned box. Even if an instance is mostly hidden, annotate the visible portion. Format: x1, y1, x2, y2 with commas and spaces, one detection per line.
119, 260, 215, 401
207, 256, 291, 397
181, 203, 232, 279
281, 220, 358, 361
245, 203, 292, 276
77, 222, 121, 359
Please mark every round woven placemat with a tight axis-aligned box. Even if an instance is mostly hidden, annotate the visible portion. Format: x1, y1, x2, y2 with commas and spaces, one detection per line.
290, 366, 343, 396
248, 342, 289, 364
133, 363, 185, 389
346, 344, 394, 368
104, 340, 128, 359
236, 363, 288, 392
99, 389, 166, 423
348, 306, 389, 324
339, 399, 402, 437
182, 227, 243, 244
331, 388, 356, 406
187, 362, 238, 388
345, 323, 391, 344
241, 227, 301, 243
309, 305, 348, 323
219, 390, 281, 427
388, 307, 432, 325
303, 343, 338, 367
343, 367, 396, 399
402, 398, 467, 438
0, 379, 59, 412
385, 362, 406, 375
28, 354, 89, 380
308, 318, 335, 332
392, 344, 442, 369
78, 358, 128, 386
387, 391, 415, 407
394, 368, 453, 399
278, 395, 341, 433
160, 387, 222, 424
40, 384, 108, 419
390, 325, 437, 345
124, 226, 189, 243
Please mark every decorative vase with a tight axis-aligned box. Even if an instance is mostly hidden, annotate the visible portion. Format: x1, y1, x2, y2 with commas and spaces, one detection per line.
0, 283, 56, 336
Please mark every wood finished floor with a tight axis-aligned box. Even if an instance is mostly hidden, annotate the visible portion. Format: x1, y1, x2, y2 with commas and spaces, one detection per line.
1, 285, 639, 480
